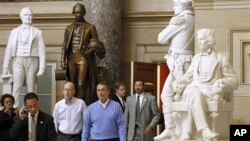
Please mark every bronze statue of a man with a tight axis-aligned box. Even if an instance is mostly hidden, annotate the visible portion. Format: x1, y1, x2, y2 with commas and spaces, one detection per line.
61, 3, 105, 105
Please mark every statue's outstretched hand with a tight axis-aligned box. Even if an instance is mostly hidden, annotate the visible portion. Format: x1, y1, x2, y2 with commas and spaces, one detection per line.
2, 69, 9, 75
37, 70, 45, 77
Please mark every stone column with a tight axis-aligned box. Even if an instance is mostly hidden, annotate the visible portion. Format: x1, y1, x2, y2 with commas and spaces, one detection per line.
82, 0, 122, 88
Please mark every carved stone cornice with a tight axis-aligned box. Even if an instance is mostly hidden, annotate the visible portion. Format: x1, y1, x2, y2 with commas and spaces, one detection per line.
122, 11, 174, 28
0, 2, 75, 25
193, 0, 250, 10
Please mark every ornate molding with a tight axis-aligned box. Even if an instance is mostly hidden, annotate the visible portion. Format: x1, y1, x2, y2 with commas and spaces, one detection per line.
0, 2, 76, 24
122, 12, 174, 28
194, 0, 250, 10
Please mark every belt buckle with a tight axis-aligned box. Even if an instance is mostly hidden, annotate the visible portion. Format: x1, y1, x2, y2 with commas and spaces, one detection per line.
67, 134, 73, 138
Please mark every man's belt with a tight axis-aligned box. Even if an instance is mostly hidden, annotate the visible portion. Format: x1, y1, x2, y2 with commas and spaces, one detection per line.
58, 130, 81, 138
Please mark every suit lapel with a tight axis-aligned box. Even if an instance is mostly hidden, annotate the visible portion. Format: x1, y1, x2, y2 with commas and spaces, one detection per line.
140, 94, 147, 112
36, 111, 43, 138
29, 26, 37, 45
115, 94, 124, 110
11, 26, 21, 52
132, 95, 137, 114
80, 22, 87, 48
66, 24, 75, 50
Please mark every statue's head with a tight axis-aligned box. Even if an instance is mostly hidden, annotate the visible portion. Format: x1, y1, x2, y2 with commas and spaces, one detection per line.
173, 0, 193, 15
72, 3, 86, 22
20, 7, 33, 25
197, 28, 215, 52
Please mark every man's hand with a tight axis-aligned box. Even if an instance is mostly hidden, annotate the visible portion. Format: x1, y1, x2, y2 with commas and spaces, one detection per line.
37, 70, 44, 77
4, 107, 12, 116
144, 126, 153, 135
19, 105, 28, 120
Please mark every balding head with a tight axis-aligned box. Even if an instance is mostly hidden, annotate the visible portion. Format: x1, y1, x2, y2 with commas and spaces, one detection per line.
63, 82, 76, 101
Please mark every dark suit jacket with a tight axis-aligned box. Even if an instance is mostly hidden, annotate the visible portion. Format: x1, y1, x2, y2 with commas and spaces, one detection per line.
110, 94, 126, 112
10, 111, 57, 141
0, 110, 17, 141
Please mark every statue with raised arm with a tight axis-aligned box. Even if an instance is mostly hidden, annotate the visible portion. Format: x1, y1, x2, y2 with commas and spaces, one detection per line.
1, 7, 46, 108
61, 3, 105, 105
154, 0, 194, 140
172, 28, 239, 140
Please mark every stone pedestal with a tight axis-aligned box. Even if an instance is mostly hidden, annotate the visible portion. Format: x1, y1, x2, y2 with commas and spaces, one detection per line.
0, 74, 13, 94
83, 0, 122, 89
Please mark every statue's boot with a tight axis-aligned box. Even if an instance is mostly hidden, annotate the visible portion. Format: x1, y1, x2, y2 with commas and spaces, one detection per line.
154, 113, 175, 141
180, 132, 191, 140
154, 128, 175, 141
202, 128, 218, 141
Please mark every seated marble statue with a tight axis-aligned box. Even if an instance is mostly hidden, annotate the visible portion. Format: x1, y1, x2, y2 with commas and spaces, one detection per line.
171, 28, 239, 140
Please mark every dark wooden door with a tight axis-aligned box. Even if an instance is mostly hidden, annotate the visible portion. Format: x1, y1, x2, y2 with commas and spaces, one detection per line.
132, 62, 157, 97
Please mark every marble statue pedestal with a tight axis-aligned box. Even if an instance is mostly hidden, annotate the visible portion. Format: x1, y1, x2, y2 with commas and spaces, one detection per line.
164, 99, 233, 141
0, 74, 13, 94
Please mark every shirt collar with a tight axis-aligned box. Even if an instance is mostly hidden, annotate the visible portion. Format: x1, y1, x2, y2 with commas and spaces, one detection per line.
29, 110, 39, 118
136, 93, 144, 98
99, 99, 109, 108
64, 97, 75, 105
74, 22, 83, 26
116, 93, 124, 100
200, 48, 212, 56
21, 24, 31, 30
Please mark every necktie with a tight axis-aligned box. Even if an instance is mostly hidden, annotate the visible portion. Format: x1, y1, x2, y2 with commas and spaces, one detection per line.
135, 95, 141, 125
30, 115, 36, 141
122, 99, 125, 108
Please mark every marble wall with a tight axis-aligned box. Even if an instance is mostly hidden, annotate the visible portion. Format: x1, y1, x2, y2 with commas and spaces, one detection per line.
0, 0, 250, 123
193, 0, 250, 123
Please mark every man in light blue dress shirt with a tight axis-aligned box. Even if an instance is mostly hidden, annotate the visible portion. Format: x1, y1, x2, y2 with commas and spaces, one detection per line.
53, 82, 87, 141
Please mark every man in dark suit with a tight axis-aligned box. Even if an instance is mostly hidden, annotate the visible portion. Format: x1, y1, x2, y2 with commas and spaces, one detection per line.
125, 80, 161, 141
110, 81, 126, 112
61, 3, 105, 105
10, 93, 57, 141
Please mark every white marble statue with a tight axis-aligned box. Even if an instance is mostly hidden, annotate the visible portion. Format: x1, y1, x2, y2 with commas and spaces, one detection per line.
1, 7, 46, 107
154, 0, 194, 140
170, 28, 239, 140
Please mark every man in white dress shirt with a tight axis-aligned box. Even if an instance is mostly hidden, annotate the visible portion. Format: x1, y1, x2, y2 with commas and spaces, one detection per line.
2, 7, 46, 107
53, 82, 87, 141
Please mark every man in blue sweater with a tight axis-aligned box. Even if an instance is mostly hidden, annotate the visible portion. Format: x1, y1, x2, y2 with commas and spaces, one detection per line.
82, 82, 126, 141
